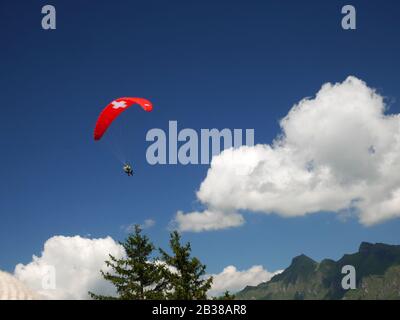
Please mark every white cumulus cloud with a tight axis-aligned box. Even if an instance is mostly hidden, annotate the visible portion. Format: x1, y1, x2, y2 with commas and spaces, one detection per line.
14, 235, 124, 300
207, 265, 281, 297
175, 76, 400, 231
175, 210, 244, 232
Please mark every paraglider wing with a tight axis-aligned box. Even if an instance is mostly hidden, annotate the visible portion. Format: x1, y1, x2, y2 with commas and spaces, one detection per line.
94, 97, 153, 141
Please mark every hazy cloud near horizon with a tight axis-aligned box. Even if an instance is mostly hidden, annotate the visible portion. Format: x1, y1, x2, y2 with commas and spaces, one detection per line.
175, 76, 400, 231
0, 271, 38, 300
208, 265, 282, 297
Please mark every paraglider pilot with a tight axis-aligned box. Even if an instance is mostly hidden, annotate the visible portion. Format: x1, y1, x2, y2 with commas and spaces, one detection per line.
123, 163, 134, 176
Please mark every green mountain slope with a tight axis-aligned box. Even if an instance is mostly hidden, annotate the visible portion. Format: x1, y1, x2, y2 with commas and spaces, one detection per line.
344, 265, 400, 300
236, 242, 400, 300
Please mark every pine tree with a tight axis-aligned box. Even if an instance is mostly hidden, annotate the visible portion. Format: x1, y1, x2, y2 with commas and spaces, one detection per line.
160, 231, 213, 300
213, 291, 236, 300
89, 225, 167, 300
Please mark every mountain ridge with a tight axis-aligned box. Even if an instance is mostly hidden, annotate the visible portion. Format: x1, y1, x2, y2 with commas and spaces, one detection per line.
236, 242, 400, 300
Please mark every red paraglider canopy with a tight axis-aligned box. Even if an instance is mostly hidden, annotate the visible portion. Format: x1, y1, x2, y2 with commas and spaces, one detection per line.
94, 97, 153, 141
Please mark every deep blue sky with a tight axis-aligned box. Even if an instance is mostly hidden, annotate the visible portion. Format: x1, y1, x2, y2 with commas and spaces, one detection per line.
1, 0, 400, 273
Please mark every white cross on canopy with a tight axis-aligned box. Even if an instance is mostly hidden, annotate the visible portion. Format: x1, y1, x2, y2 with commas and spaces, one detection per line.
111, 100, 128, 109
